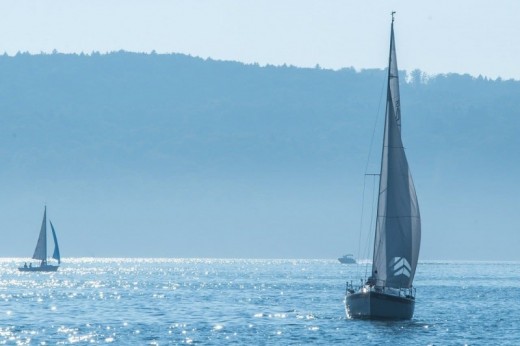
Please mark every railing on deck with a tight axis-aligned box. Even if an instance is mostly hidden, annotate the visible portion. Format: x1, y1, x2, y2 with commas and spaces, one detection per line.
345, 280, 416, 299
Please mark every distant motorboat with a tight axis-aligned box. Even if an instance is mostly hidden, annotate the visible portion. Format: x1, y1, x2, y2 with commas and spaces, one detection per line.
19, 207, 61, 272
338, 254, 356, 264
345, 13, 421, 320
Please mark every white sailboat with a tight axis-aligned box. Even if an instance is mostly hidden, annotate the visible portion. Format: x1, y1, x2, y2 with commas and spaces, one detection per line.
345, 13, 421, 320
19, 206, 61, 272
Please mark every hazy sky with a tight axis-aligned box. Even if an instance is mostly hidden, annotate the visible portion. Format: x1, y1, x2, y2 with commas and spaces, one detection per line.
0, 1, 519, 79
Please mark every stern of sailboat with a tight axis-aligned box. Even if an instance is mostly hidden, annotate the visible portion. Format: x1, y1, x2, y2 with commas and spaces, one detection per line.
345, 283, 415, 320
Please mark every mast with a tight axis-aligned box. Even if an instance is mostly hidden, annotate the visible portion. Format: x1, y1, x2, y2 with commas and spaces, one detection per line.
370, 12, 395, 282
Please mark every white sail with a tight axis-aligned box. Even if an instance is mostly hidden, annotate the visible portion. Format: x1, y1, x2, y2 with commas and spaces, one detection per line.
50, 221, 61, 264
371, 20, 421, 289
32, 207, 47, 261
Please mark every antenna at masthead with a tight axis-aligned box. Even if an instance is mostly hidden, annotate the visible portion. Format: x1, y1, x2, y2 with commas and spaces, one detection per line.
391, 11, 396, 22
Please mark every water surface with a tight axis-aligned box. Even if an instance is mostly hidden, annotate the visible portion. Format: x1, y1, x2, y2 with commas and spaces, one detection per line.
0, 258, 518, 344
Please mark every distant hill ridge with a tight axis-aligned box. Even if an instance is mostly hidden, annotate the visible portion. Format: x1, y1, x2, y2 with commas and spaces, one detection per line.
1, 51, 519, 260
0, 51, 518, 182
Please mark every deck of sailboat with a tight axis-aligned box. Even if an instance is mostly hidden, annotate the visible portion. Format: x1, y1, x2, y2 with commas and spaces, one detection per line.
18, 265, 59, 272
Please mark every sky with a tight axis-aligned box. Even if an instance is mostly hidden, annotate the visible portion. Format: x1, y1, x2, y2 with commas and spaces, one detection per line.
0, 1, 519, 79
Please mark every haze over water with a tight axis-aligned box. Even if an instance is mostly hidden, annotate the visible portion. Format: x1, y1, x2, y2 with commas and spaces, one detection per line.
1, 258, 518, 344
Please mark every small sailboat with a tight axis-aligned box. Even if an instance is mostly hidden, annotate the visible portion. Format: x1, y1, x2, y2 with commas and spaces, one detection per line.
345, 13, 421, 320
19, 207, 61, 272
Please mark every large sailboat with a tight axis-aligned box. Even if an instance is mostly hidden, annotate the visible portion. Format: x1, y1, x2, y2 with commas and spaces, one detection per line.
19, 207, 61, 272
345, 14, 421, 320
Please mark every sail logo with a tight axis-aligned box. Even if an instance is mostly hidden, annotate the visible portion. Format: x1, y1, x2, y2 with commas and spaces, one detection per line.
389, 257, 411, 278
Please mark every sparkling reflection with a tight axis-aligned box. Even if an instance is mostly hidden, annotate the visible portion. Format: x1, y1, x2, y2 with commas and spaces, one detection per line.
0, 258, 518, 344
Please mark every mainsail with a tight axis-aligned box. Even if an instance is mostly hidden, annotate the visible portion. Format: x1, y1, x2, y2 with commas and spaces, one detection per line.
371, 19, 421, 289
32, 207, 47, 261
50, 221, 61, 264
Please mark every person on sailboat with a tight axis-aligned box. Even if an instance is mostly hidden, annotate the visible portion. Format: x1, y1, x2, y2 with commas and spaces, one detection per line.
24, 262, 27, 268
366, 268, 378, 286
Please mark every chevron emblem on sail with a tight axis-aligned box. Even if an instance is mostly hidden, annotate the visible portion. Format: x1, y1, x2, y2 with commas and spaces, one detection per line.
390, 257, 411, 278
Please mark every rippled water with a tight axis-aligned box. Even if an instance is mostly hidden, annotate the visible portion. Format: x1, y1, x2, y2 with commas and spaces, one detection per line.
0, 258, 518, 344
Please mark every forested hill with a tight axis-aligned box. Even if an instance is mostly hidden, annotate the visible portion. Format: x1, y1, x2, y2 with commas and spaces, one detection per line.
0, 52, 518, 180
0, 51, 518, 259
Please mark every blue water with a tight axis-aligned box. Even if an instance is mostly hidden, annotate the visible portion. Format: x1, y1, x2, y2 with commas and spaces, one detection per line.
0, 259, 518, 345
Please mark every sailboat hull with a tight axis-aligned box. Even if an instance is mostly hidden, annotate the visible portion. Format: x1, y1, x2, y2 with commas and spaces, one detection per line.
346, 290, 415, 320
18, 265, 59, 272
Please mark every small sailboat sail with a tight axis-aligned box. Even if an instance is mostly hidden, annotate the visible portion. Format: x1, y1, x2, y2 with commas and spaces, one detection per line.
19, 207, 61, 272
345, 13, 421, 320
32, 207, 48, 262
50, 221, 61, 264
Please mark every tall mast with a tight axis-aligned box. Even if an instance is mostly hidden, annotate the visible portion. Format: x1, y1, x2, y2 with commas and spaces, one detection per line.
370, 12, 395, 277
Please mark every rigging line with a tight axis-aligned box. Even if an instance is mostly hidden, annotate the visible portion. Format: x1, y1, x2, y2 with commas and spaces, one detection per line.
355, 175, 367, 279
364, 174, 378, 279
363, 71, 387, 175
355, 71, 386, 279
354, 173, 379, 277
